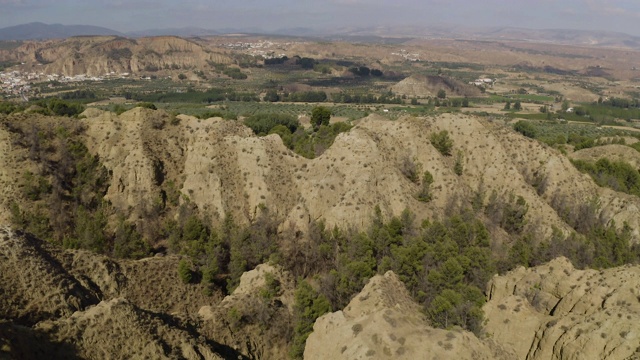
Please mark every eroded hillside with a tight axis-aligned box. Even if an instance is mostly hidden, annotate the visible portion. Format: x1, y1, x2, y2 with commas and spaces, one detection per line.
3, 224, 639, 360
2, 109, 640, 359
0, 36, 231, 76
485, 257, 640, 359
74, 108, 640, 242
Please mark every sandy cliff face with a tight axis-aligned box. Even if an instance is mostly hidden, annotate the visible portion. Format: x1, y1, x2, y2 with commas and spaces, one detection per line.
485, 257, 640, 359
1, 36, 231, 76
391, 74, 484, 98
70, 109, 640, 242
304, 271, 515, 360
3, 109, 640, 244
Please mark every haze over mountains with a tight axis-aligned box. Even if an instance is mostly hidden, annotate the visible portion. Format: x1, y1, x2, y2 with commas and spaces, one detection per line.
2, 22, 640, 49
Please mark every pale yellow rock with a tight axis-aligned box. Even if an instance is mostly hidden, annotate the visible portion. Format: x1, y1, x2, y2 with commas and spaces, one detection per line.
485, 257, 640, 360
304, 271, 515, 360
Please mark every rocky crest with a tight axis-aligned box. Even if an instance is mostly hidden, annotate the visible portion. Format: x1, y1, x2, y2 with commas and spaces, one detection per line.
391, 74, 483, 98
0, 36, 231, 76
304, 271, 515, 359
485, 257, 640, 359
75, 109, 640, 241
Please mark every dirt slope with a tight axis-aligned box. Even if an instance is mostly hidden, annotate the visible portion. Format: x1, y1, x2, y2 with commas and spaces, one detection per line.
3, 109, 640, 244
570, 144, 640, 168
2, 36, 230, 76
391, 74, 483, 98
485, 257, 640, 359
71, 109, 640, 243
0, 225, 231, 359
37, 298, 224, 360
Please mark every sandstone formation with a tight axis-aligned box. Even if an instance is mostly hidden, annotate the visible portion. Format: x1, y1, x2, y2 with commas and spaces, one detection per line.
4, 108, 640, 242
391, 74, 483, 98
1, 36, 231, 76
199, 264, 296, 359
75, 109, 640, 242
485, 257, 640, 359
304, 271, 515, 360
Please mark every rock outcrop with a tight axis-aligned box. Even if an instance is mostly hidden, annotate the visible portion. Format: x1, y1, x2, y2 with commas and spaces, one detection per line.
304, 271, 515, 360
200, 264, 296, 360
1, 36, 231, 76
391, 74, 483, 98
73, 109, 640, 242
485, 257, 640, 359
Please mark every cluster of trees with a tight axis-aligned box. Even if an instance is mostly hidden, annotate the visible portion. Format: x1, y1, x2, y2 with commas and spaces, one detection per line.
430, 130, 453, 156
132, 88, 258, 103
0, 101, 24, 115
279, 208, 496, 336
223, 67, 248, 80
5, 120, 144, 257
264, 56, 289, 65
331, 92, 403, 104
571, 158, 640, 197
598, 97, 640, 109
59, 90, 97, 102
244, 113, 301, 135
296, 57, 316, 69
243, 107, 351, 159
433, 97, 469, 108
513, 120, 537, 138
348, 66, 383, 77
504, 100, 522, 111
282, 91, 327, 103
33, 98, 85, 117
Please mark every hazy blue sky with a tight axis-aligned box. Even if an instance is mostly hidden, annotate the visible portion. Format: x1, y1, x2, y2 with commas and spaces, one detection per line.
1, 0, 640, 35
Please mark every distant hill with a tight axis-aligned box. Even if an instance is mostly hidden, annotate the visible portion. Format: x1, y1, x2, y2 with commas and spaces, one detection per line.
0, 22, 123, 40
324, 25, 640, 49
126, 27, 219, 38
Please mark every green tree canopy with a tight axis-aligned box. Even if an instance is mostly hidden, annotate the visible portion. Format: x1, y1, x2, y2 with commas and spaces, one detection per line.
311, 106, 332, 131
430, 130, 453, 156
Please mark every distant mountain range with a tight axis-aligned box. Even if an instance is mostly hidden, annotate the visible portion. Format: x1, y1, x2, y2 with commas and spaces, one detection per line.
2, 22, 640, 49
0, 22, 124, 41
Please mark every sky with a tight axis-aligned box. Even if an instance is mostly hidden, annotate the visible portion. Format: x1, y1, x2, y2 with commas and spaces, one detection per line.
1, 0, 640, 36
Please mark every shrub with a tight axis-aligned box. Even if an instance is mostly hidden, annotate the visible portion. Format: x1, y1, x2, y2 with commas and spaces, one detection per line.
244, 113, 300, 135
454, 151, 464, 176
430, 130, 453, 156
178, 259, 193, 284
311, 106, 332, 131
137, 102, 157, 110
416, 171, 434, 202
513, 120, 537, 138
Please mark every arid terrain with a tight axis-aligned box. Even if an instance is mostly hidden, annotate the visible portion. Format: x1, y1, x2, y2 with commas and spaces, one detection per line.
2, 29, 640, 360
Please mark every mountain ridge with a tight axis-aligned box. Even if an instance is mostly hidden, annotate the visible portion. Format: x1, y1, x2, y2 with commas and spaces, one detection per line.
2, 22, 640, 49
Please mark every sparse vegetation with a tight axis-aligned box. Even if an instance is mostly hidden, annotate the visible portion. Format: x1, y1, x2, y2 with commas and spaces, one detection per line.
5, 32, 640, 360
